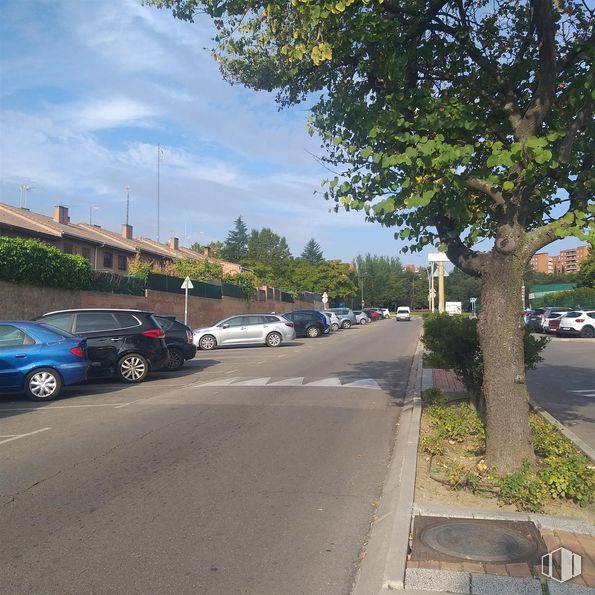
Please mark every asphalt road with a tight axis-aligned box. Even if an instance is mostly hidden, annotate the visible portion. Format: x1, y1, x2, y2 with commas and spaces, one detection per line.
526, 337, 595, 450
0, 317, 421, 595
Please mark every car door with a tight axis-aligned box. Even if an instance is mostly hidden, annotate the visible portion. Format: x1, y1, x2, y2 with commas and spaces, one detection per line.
0, 324, 39, 389
217, 316, 247, 345
73, 312, 121, 371
243, 315, 269, 343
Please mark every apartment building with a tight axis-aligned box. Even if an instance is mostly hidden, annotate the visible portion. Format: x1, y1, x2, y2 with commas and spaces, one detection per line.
531, 245, 591, 274
0, 203, 240, 275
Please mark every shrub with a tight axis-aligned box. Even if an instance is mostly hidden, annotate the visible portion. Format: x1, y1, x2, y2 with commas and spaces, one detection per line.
420, 434, 444, 456
223, 270, 260, 302
530, 416, 575, 457
422, 314, 548, 408
0, 236, 91, 289
498, 461, 549, 512
427, 401, 485, 443
421, 387, 447, 406
539, 454, 595, 505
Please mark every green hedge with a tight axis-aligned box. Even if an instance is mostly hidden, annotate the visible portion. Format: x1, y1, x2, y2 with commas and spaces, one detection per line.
531, 287, 595, 309
0, 236, 92, 290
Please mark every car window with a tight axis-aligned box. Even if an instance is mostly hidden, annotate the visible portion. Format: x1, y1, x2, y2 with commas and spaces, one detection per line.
41, 312, 74, 332
0, 325, 35, 348
155, 317, 174, 331
266, 315, 280, 323
243, 315, 266, 325
562, 312, 581, 318
75, 312, 119, 332
222, 316, 244, 327
283, 313, 295, 321
587, 312, 595, 319
114, 313, 142, 329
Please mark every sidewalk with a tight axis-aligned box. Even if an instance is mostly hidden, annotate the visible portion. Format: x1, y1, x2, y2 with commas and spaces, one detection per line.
353, 350, 595, 595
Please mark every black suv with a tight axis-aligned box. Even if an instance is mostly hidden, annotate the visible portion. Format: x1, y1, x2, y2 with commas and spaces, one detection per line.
154, 315, 197, 371
282, 311, 326, 338
35, 309, 169, 383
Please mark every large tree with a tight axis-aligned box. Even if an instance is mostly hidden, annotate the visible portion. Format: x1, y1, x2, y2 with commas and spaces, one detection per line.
147, 0, 593, 472
246, 228, 292, 262
301, 238, 324, 264
221, 216, 249, 263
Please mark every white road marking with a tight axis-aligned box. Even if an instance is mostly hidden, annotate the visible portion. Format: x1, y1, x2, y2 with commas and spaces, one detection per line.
194, 377, 242, 387
304, 378, 343, 387
233, 377, 272, 386
277, 354, 287, 358
268, 377, 305, 386
570, 389, 595, 398
114, 398, 145, 409
0, 403, 126, 412
225, 369, 239, 374
342, 379, 382, 390
256, 360, 266, 365
0, 427, 51, 446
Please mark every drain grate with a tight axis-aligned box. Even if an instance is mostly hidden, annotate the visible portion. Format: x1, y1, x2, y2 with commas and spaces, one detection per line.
410, 516, 547, 564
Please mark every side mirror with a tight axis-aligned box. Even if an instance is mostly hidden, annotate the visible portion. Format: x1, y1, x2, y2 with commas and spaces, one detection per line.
221, 323, 230, 329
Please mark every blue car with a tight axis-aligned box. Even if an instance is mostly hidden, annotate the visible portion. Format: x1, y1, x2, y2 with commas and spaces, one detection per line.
0, 321, 90, 401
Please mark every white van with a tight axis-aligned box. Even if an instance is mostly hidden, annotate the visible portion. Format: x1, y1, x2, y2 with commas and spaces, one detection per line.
396, 306, 411, 321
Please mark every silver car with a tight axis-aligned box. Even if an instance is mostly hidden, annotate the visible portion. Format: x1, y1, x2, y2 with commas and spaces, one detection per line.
326, 307, 357, 329
323, 311, 342, 331
193, 314, 296, 350
352, 310, 371, 325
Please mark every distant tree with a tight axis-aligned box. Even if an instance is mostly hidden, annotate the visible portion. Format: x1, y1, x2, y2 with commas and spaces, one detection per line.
354, 254, 406, 307
207, 241, 224, 259
301, 238, 324, 264
446, 268, 483, 310
190, 242, 204, 253
168, 258, 223, 281
221, 216, 249, 263
576, 252, 595, 289
246, 228, 292, 263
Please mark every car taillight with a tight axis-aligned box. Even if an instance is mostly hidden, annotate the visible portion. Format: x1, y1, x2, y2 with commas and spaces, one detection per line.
186, 330, 193, 344
285, 322, 294, 328
143, 329, 165, 339
70, 346, 84, 359
576, 318, 585, 323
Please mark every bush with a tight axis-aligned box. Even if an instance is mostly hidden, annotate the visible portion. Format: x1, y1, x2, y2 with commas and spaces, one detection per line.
530, 416, 575, 457
498, 461, 549, 512
0, 236, 91, 289
421, 387, 447, 405
427, 401, 485, 443
422, 314, 548, 407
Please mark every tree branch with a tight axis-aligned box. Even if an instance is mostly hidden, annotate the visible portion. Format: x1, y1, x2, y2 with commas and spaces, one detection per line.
467, 177, 506, 207
558, 100, 593, 163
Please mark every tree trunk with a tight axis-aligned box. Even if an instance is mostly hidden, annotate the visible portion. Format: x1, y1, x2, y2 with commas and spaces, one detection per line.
477, 251, 534, 473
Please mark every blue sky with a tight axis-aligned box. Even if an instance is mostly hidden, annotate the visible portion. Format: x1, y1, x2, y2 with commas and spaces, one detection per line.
0, 0, 585, 266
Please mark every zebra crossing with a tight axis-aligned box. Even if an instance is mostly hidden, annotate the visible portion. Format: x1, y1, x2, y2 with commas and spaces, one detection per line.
193, 376, 383, 390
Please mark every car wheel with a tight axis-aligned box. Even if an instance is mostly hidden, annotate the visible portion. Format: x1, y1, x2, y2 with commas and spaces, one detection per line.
331, 323, 339, 332
580, 325, 594, 338
24, 368, 62, 401
165, 347, 185, 371
266, 332, 282, 347
117, 353, 148, 383
199, 335, 217, 350
359, 318, 367, 325
341, 320, 352, 329
306, 326, 321, 338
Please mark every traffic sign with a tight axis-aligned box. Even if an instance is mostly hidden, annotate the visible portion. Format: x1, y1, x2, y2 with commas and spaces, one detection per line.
181, 276, 194, 290
321, 292, 328, 304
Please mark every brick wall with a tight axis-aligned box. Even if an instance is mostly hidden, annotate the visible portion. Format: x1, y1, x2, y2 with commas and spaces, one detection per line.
0, 280, 323, 328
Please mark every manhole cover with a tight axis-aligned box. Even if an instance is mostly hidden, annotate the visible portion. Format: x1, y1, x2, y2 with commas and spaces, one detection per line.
411, 516, 547, 564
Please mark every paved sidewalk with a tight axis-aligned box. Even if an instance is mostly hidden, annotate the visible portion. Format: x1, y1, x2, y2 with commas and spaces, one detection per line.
432, 369, 465, 392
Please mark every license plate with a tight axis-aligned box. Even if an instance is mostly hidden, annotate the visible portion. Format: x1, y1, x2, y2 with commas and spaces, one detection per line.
560, 327, 571, 331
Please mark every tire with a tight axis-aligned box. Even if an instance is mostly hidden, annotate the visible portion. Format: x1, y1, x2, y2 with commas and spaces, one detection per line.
306, 326, 321, 338
266, 332, 282, 347
580, 325, 594, 338
165, 347, 185, 371
117, 353, 148, 383
199, 335, 217, 351
359, 318, 367, 325
24, 368, 62, 401
331, 323, 339, 332
341, 320, 352, 329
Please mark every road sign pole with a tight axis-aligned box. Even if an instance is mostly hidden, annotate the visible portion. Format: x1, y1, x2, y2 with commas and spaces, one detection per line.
181, 276, 194, 325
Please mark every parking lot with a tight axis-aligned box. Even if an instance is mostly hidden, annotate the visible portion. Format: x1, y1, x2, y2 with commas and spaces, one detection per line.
1, 317, 421, 595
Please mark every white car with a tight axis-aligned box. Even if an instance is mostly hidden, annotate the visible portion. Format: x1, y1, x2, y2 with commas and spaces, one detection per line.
380, 308, 391, 319
193, 314, 296, 349
396, 307, 411, 321
323, 311, 342, 332
557, 310, 595, 338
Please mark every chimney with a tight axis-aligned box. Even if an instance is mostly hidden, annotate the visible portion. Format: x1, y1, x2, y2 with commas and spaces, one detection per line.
53, 205, 69, 225
168, 236, 179, 251
122, 224, 133, 240
203, 247, 211, 258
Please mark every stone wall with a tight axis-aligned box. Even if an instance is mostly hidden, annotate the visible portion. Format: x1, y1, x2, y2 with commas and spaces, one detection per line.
0, 280, 323, 328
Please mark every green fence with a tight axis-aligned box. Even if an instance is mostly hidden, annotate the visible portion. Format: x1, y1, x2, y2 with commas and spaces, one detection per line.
281, 292, 294, 303
89, 272, 146, 296
221, 282, 245, 299
147, 273, 222, 299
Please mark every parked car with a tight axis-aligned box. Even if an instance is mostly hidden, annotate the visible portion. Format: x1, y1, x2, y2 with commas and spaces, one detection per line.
283, 311, 326, 338
287, 310, 330, 334
322, 311, 342, 331
380, 308, 391, 319
0, 321, 90, 401
193, 314, 296, 350
327, 308, 357, 329
352, 310, 371, 325
154, 315, 197, 371
557, 310, 595, 338
36, 309, 169, 383
541, 308, 571, 334
363, 308, 382, 321
526, 308, 548, 332
396, 306, 411, 321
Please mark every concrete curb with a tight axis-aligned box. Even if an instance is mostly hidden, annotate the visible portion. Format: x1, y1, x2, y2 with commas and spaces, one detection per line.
529, 398, 595, 463
352, 331, 424, 594
413, 502, 595, 536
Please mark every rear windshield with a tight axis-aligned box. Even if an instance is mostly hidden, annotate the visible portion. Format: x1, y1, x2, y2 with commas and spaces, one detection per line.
397, 308, 409, 313
563, 312, 582, 318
